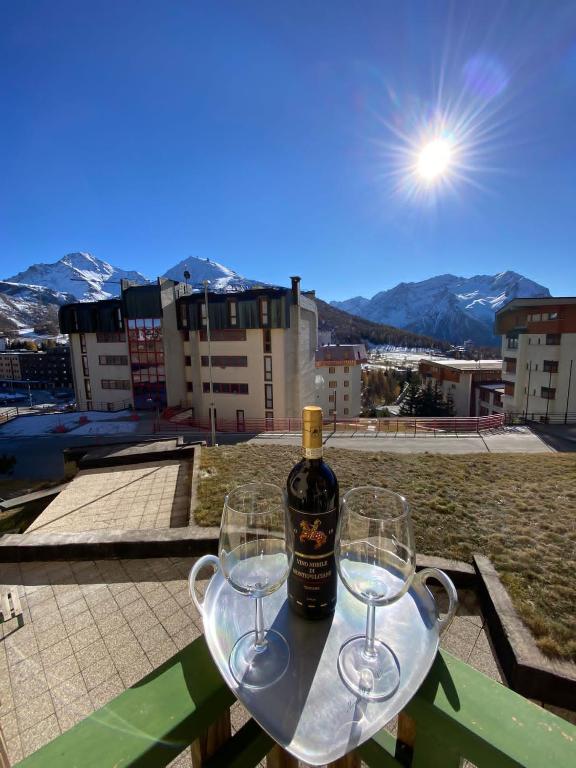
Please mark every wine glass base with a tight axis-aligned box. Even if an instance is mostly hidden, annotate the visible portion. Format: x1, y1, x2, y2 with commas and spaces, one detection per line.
229, 629, 290, 689
338, 635, 400, 701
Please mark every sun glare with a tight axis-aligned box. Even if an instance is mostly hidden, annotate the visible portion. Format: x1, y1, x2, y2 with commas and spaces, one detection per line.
416, 139, 452, 181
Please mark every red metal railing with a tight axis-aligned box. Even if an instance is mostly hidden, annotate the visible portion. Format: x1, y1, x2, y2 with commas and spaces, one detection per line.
156, 413, 505, 435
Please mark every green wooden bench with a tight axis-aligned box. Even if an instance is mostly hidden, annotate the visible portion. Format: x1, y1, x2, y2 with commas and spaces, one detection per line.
14, 638, 575, 768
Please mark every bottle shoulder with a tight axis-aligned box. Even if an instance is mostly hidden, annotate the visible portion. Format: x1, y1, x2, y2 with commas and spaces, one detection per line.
287, 457, 339, 510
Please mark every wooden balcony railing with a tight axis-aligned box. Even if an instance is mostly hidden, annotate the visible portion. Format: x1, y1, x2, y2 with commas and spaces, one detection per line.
14, 637, 575, 768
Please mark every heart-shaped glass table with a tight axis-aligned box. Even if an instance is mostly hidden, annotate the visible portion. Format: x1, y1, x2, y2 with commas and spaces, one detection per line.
189, 556, 457, 766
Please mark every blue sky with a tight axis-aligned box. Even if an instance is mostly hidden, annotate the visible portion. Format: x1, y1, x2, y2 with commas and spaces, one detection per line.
1, 0, 576, 300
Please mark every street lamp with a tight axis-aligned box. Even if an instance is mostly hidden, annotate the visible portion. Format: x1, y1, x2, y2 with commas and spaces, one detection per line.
204, 280, 216, 447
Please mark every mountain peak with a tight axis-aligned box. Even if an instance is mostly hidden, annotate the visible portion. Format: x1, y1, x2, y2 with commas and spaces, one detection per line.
331, 270, 551, 346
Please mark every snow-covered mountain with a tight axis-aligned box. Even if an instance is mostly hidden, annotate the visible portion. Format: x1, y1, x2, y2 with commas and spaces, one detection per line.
331, 272, 551, 346
0, 252, 268, 335
0, 281, 75, 333
163, 256, 266, 291
6, 252, 149, 302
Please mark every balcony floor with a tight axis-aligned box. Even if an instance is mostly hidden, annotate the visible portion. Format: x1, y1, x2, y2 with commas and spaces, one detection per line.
0, 557, 568, 767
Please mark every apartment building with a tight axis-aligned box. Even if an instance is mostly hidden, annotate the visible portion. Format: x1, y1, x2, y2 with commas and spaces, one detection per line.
474, 383, 504, 417
59, 276, 318, 423
495, 297, 576, 419
314, 344, 367, 418
0, 347, 72, 389
418, 359, 503, 416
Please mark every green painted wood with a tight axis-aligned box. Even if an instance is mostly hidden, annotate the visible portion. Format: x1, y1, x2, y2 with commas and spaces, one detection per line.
358, 727, 402, 767
405, 650, 576, 768
15, 636, 235, 768
204, 719, 273, 768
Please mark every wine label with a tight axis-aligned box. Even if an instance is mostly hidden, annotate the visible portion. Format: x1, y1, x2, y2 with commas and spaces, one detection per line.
288, 506, 338, 612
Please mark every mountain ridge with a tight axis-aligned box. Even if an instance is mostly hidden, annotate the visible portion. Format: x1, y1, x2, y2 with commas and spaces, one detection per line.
331, 270, 550, 346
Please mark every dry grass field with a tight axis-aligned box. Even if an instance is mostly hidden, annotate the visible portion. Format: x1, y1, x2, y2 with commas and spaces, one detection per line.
196, 445, 576, 662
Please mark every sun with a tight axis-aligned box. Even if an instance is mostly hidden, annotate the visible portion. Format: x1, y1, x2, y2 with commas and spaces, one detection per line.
416, 138, 453, 181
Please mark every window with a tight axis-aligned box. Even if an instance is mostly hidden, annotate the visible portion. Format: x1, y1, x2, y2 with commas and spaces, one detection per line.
329, 381, 337, 388
182, 329, 189, 341
504, 382, 515, 396
329, 366, 335, 374
202, 382, 249, 394
98, 355, 128, 366
343, 380, 349, 387
80, 334, 87, 353
200, 328, 246, 342
82, 356, 89, 377
265, 410, 274, 421
96, 332, 125, 343
260, 297, 269, 326
329, 408, 335, 415
101, 379, 131, 390
184, 356, 192, 367
343, 408, 349, 415
265, 383, 273, 409
529, 313, 541, 323
549, 312, 559, 320
84, 379, 92, 399
186, 382, 193, 392
263, 328, 272, 353
503, 357, 516, 374
328, 394, 335, 402
228, 300, 238, 327
506, 337, 518, 349
543, 360, 559, 373
541, 387, 556, 400
546, 333, 561, 345
344, 366, 350, 373
201, 355, 248, 368
201, 303, 207, 327
479, 389, 490, 402
343, 394, 349, 401
264, 356, 272, 382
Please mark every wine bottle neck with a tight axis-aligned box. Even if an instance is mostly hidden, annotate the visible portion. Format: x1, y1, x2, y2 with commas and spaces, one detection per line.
302, 446, 323, 460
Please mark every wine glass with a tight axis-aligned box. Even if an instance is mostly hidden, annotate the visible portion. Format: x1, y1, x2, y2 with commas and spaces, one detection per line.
336, 486, 415, 701
220, 482, 292, 688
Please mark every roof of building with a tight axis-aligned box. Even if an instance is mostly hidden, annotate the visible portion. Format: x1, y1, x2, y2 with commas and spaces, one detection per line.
316, 344, 368, 363
420, 358, 502, 372
476, 382, 505, 392
496, 296, 576, 315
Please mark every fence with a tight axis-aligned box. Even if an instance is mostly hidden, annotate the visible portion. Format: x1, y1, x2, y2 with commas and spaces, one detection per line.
506, 411, 576, 425
159, 413, 505, 436
0, 408, 18, 426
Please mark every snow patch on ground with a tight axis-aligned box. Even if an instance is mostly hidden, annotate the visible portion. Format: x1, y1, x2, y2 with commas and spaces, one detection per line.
0, 410, 132, 436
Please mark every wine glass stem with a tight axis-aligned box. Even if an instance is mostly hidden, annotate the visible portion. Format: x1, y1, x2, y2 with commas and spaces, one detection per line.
363, 603, 376, 659
254, 596, 267, 651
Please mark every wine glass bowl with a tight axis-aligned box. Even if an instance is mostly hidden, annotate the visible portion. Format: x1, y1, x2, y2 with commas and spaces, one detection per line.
220, 482, 292, 689
336, 486, 415, 701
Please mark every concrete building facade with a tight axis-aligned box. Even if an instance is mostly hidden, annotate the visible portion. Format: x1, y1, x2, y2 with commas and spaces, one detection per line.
314, 344, 367, 418
60, 277, 319, 423
419, 359, 503, 416
495, 297, 576, 420
0, 348, 72, 389
474, 383, 505, 417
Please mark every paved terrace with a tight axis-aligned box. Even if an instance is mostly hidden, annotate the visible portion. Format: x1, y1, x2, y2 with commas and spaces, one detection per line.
26, 460, 191, 534
0, 557, 503, 765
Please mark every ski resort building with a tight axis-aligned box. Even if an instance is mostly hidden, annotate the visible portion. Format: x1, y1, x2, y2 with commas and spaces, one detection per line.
59, 277, 318, 424
314, 343, 367, 417
418, 359, 503, 416
495, 297, 576, 420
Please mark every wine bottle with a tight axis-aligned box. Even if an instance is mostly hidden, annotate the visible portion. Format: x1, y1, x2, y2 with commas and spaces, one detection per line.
287, 406, 339, 619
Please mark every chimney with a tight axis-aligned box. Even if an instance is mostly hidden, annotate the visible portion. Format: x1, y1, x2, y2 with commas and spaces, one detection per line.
290, 276, 301, 305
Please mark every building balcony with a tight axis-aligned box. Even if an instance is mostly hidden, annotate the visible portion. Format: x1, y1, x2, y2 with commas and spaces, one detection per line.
17, 636, 574, 768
